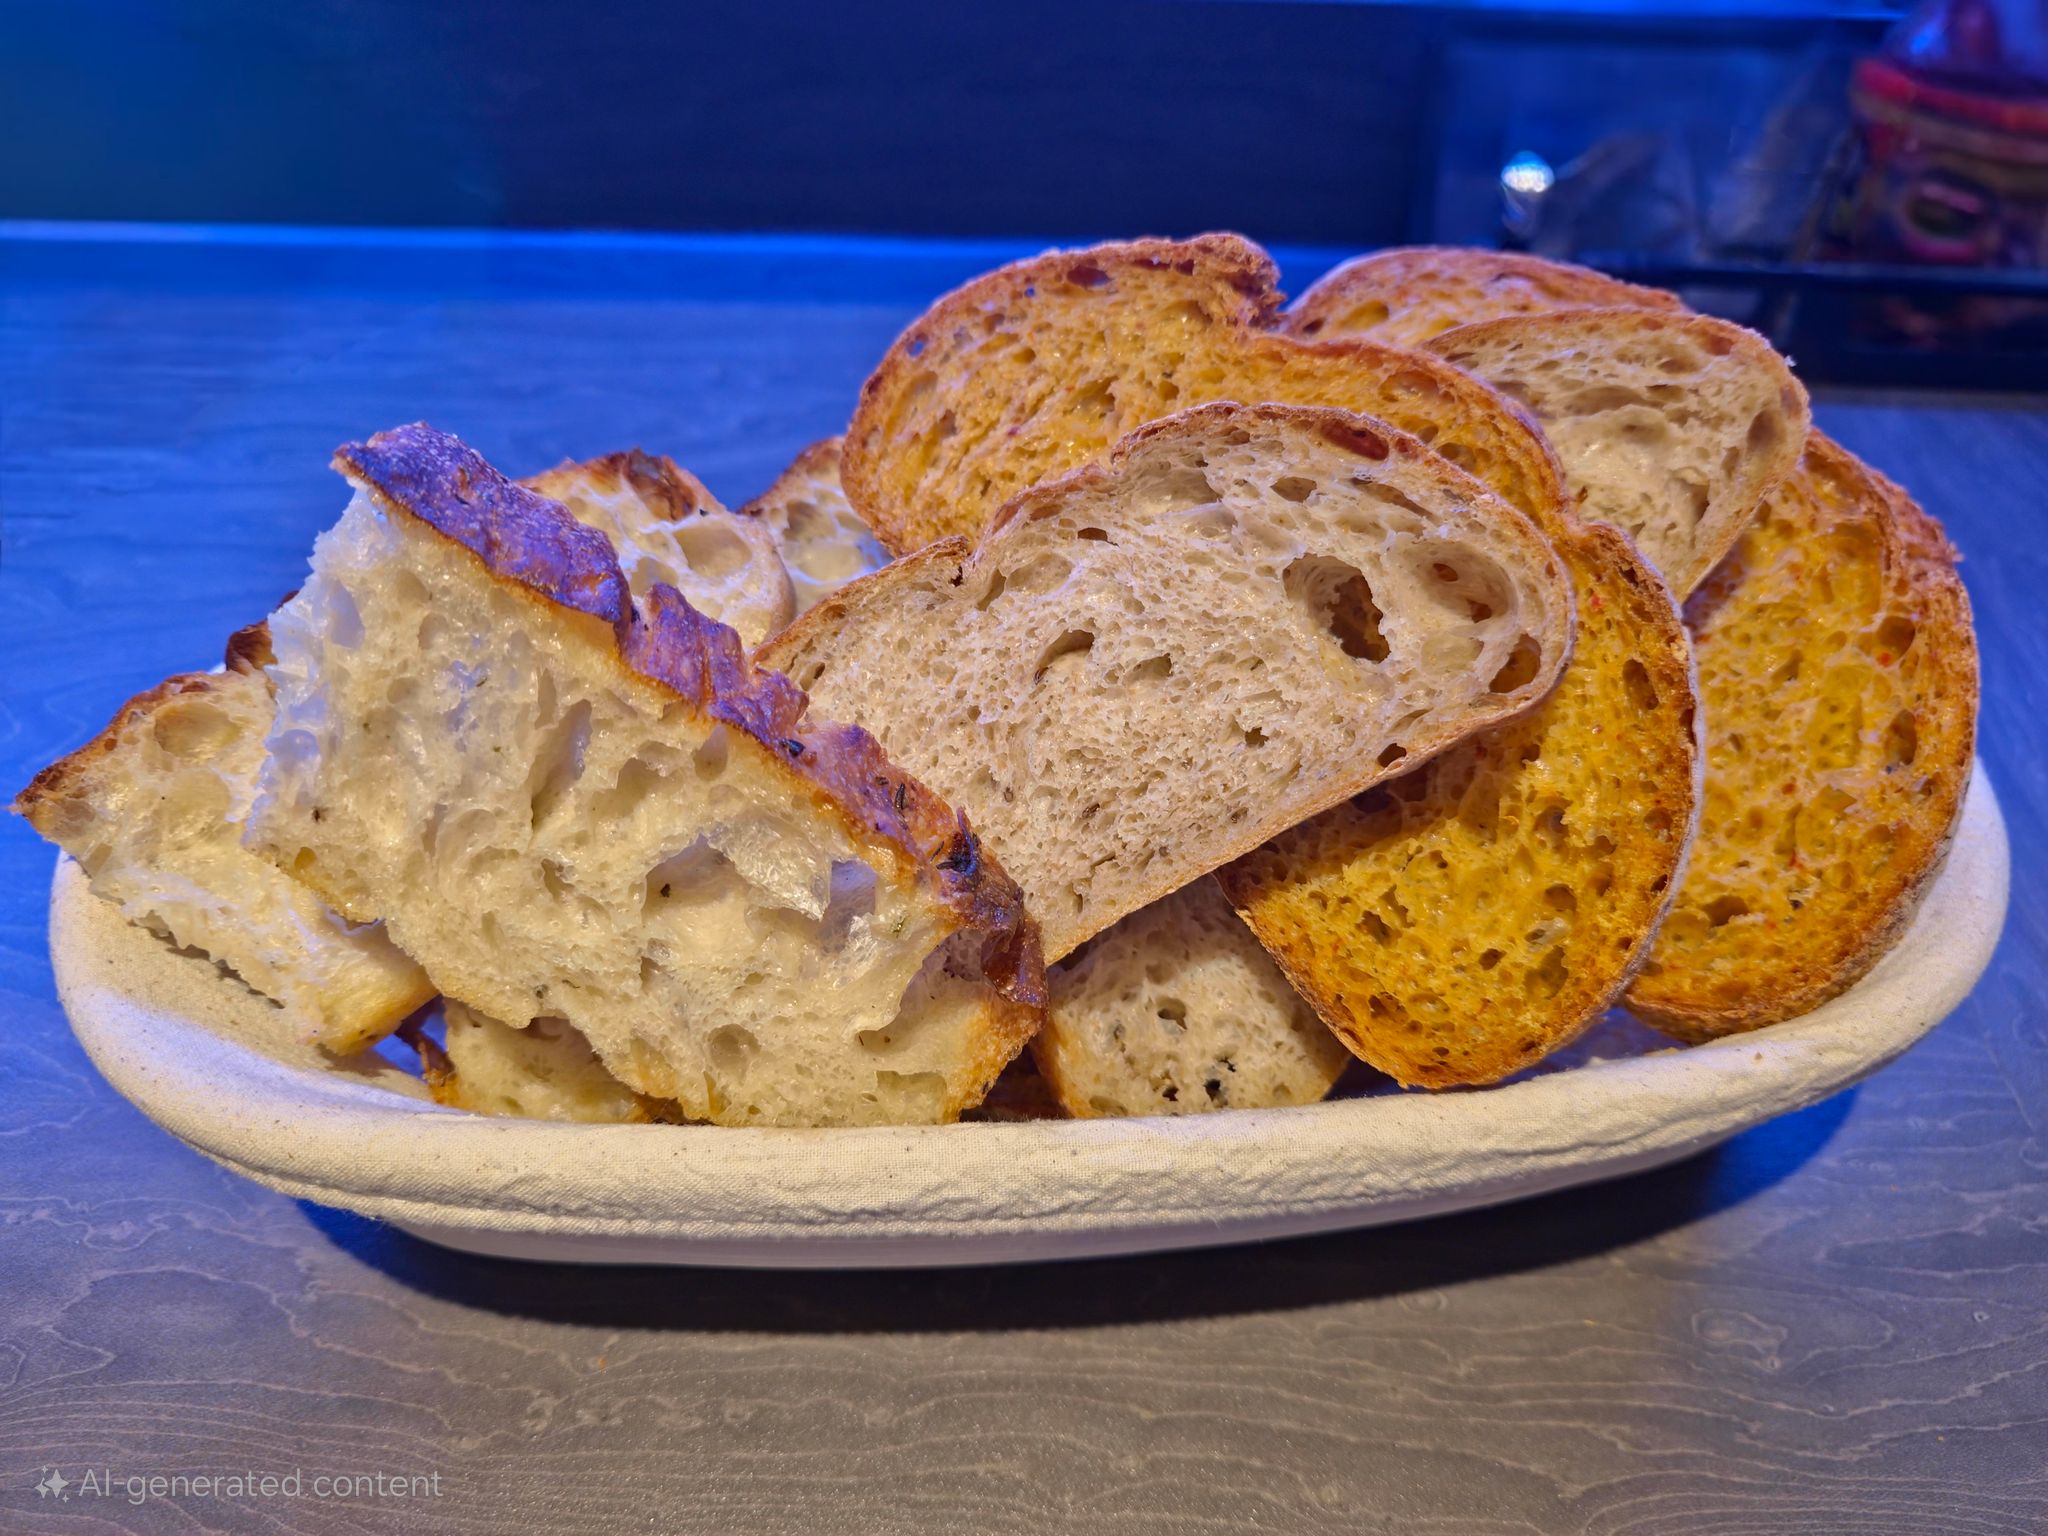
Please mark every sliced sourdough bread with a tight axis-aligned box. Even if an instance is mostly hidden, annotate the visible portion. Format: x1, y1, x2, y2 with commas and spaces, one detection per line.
736, 437, 890, 616
247, 423, 1044, 1127
1626, 432, 1977, 1039
1040, 877, 1349, 1117
1220, 514, 1701, 1086
1286, 247, 1684, 350
1425, 311, 1810, 598
523, 449, 795, 645
759, 401, 1576, 962
14, 622, 435, 1052
416, 1003, 684, 1123
841, 233, 1566, 552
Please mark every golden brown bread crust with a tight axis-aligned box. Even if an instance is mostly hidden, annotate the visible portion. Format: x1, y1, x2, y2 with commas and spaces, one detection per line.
841, 232, 1565, 552
522, 448, 721, 520
1286, 247, 1684, 348
1220, 514, 1700, 1087
331, 424, 1046, 1036
1625, 432, 1978, 1039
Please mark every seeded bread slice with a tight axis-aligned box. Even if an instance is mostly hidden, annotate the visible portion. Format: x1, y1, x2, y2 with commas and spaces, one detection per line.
1221, 515, 1702, 1086
14, 623, 434, 1052
1040, 877, 1349, 1117
247, 424, 1043, 1128
736, 437, 890, 617
842, 233, 1566, 552
1286, 247, 1684, 350
1425, 311, 1810, 598
760, 401, 1576, 963
1626, 433, 1978, 1039
523, 449, 795, 646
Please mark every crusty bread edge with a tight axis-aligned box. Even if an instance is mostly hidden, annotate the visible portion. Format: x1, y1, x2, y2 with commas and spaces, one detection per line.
843, 233, 1285, 553
1285, 247, 1685, 338
1625, 433, 1978, 1041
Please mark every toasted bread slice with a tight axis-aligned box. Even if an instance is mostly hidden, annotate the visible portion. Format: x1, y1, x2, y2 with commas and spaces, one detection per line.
1425, 311, 1809, 597
1040, 877, 1349, 1117
1286, 247, 1684, 350
1221, 515, 1701, 1086
736, 437, 890, 617
14, 623, 434, 1052
761, 402, 1576, 962
247, 424, 1043, 1127
842, 233, 1566, 552
523, 449, 795, 646
1626, 433, 1977, 1038
418, 1003, 684, 1123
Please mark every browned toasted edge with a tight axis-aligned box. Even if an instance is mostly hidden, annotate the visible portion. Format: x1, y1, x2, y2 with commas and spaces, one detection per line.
1625, 432, 1978, 1041
1285, 246, 1685, 339
1424, 308, 1812, 597
843, 233, 1285, 553
329, 424, 1046, 1087
1218, 514, 1702, 1087
779, 400, 1577, 963
520, 448, 724, 519
13, 617, 282, 833
736, 436, 846, 521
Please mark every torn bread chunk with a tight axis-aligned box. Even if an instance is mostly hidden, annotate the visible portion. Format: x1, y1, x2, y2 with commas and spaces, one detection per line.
761, 401, 1576, 963
737, 437, 890, 617
14, 623, 434, 1052
523, 449, 795, 645
1040, 878, 1349, 1117
419, 1003, 684, 1123
248, 423, 1043, 1127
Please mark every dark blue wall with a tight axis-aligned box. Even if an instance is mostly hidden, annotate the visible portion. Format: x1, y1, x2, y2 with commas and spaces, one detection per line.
0, 0, 1886, 245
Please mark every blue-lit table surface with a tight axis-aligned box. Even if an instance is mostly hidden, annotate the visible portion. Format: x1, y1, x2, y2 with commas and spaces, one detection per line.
2, 225, 2043, 1535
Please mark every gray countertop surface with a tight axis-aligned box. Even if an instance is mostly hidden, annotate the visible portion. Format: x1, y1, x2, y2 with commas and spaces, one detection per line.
1, 227, 2042, 1535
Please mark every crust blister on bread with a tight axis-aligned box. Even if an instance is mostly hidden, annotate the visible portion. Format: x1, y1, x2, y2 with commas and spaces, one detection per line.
1625, 432, 1978, 1038
1287, 247, 1685, 350
763, 400, 1576, 963
841, 232, 1567, 551
250, 422, 1043, 1127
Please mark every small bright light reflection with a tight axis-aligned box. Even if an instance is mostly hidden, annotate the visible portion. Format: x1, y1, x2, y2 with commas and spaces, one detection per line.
1501, 152, 1555, 197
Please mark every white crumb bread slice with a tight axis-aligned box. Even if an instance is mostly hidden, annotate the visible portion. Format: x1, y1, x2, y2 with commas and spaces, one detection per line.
1425, 310, 1810, 597
1042, 877, 1349, 1117
423, 1003, 683, 1123
759, 401, 1577, 963
737, 437, 891, 617
248, 423, 1043, 1128
523, 449, 795, 645
14, 624, 434, 1052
